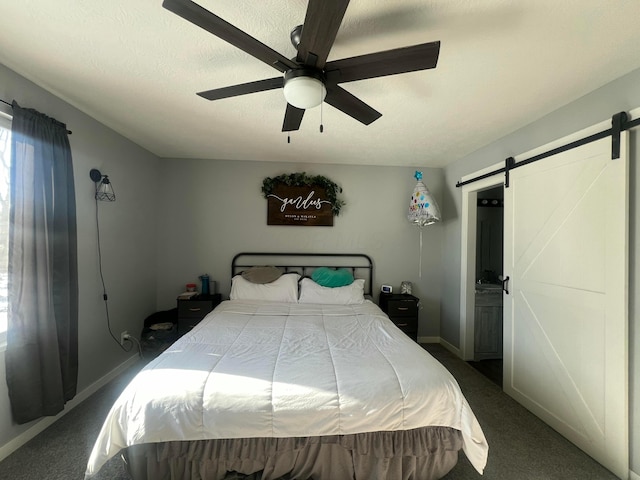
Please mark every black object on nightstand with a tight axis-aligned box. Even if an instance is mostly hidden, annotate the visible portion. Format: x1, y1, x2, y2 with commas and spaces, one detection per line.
177, 294, 222, 336
379, 293, 419, 342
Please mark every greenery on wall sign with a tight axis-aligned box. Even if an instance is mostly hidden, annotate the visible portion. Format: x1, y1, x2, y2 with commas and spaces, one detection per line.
261, 172, 346, 216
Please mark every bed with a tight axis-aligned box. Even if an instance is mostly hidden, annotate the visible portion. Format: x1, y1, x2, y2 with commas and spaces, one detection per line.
85, 253, 488, 479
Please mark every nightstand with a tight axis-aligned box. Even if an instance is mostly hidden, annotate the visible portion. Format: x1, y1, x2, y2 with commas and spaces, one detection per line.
379, 293, 419, 342
177, 294, 222, 336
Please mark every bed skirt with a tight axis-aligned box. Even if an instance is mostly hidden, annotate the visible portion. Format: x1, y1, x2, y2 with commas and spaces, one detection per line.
121, 427, 462, 480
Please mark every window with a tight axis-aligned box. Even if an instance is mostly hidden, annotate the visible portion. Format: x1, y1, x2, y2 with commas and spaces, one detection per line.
0, 113, 10, 346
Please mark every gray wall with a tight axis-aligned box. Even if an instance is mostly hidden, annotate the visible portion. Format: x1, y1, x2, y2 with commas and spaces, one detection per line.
0, 64, 159, 448
440, 66, 640, 475
155, 159, 444, 339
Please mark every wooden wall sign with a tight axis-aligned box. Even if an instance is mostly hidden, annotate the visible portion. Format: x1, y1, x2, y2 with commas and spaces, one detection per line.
267, 184, 334, 226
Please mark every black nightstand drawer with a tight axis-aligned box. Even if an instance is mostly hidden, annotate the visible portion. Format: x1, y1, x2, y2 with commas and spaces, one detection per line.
177, 294, 221, 335
178, 317, 205, 335
387, 299, 418, 317
391, 317, 418, 334
379, 293, 420, 342
178, 300, 215, 318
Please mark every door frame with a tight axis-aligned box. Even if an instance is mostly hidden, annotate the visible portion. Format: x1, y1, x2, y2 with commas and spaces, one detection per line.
459, 165, 503, 361
459, 112, 635, 361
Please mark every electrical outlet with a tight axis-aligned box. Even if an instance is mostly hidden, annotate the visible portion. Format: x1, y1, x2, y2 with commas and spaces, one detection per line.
120, 331, 130, 345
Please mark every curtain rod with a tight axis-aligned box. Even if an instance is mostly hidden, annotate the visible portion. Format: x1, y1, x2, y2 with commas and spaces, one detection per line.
0, 98, 72, 135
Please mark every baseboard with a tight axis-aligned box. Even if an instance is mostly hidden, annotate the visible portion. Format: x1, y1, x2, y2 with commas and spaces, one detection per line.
630, 469, 640, 480
418, 336, 463, 358
0, 354, 139, 463
438, 337, 462, 357
417, 336, 440, 344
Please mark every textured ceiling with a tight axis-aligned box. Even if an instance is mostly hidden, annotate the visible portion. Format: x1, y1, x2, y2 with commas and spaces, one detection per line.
1, 0, 640, 167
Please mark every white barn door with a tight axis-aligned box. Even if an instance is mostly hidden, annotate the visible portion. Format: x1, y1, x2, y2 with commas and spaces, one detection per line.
503, 134, 628, 478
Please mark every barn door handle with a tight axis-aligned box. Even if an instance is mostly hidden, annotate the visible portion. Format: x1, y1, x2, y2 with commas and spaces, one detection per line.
501, 276, 510, 295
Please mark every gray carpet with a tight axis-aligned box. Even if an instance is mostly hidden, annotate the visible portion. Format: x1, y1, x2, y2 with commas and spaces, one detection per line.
0, 344, 619, 479
427, 344, 617, 480
0, 360, 145, 480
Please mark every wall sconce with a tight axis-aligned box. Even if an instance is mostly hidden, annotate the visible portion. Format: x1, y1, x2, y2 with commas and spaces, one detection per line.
89, 169, 115, 202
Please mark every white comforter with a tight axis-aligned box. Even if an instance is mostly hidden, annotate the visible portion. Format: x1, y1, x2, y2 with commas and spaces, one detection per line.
86, 300, 488, 477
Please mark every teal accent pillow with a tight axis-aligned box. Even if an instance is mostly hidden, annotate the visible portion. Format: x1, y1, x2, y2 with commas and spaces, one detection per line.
311, 267, 354, 288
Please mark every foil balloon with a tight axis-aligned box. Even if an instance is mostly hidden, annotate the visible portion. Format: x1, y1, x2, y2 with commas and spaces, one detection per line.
408, 171, 441, 226
408, 171, 441, 277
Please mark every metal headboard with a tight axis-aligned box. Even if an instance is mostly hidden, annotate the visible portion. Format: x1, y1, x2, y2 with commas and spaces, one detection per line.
231, 252, 374, 297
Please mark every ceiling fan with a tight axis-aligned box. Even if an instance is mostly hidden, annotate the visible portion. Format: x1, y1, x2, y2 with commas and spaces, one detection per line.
162, 0, 440, 132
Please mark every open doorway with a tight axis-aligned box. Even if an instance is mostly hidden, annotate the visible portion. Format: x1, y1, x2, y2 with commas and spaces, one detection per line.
467, 186, 504, 387
458, 166, 504, 386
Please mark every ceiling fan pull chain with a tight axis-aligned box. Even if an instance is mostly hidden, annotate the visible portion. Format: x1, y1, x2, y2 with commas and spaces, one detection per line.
287, 134, 291, 144
320, 99, 324, 133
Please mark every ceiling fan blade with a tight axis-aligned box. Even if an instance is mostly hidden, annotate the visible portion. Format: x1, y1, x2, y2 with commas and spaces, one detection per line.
324, 86, 381, 125
282, 104, 305, 132
163, 0, 297, 72
197, 77, 284, 101
296, 0, 350, 68
325, 41, 440, 84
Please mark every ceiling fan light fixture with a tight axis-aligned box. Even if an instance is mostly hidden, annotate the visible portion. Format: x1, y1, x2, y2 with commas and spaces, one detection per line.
283, 70, 326, 110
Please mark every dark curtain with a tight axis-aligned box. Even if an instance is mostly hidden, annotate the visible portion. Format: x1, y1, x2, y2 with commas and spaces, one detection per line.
5, 101, 78, 424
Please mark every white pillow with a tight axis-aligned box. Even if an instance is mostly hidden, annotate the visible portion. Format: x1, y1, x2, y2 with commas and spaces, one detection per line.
230, 273, 300, 303
298, 277, 365, 305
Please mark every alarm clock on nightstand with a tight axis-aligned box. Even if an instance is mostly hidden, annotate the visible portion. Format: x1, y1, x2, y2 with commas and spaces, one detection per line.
381, 285, 393, 294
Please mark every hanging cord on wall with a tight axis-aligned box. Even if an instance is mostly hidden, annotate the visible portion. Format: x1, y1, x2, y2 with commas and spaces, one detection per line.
94, 196, 136, 354
319, 90, 324, 133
